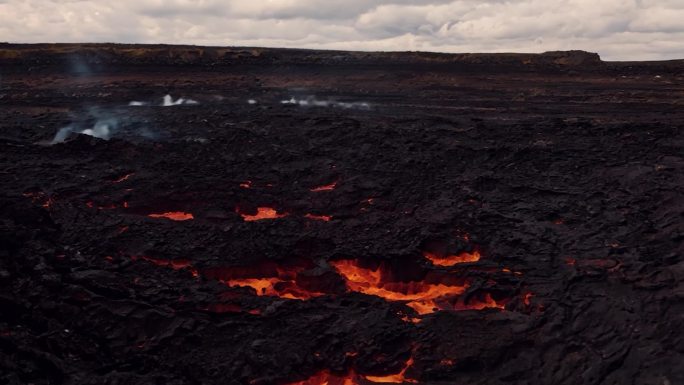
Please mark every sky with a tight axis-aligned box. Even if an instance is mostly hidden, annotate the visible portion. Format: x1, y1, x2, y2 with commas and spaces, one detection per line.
0, 0, 683, 61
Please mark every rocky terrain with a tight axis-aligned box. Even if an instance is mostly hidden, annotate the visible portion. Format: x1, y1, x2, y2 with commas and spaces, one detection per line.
0, 44, 683, 385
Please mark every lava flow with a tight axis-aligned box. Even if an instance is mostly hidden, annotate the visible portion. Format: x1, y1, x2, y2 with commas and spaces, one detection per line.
237, 206, 288, 221
423, 250, 481, 266
148, 211, 194, 221
204, 264, 324, 300
330, 260, 468, 315
288, 371, 356, 385
364, 357, 416, 384
288, 357, 416, 385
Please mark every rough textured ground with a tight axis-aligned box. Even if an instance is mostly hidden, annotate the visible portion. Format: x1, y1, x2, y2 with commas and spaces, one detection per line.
0, 44, 683, 385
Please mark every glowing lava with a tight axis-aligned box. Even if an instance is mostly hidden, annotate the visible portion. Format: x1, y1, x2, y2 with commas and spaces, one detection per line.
238, 207, 288, 221
364, 357, 417, 384
288, 357, 416, 385
305, 213, 332, 222
454, 293, 505, 310
423, 251, 481, 266
331, 260, 468, 315
204, 265, 324, 300
131, 255, 199, 277
288, 371, 357, 385
148, 212, 194, 221
523, 292, 534, 306
311, 181, 338, 192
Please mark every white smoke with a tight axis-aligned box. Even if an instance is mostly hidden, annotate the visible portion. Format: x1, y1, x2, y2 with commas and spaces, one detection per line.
247, 99, 257, 105
50, 107, 155, 144
162, 94, 198, 106
52, 117, 117, 143
280, 96, 370, 110
128, 101, 146, 106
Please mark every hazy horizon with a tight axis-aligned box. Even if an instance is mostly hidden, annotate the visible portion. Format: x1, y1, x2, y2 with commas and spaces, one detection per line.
1, 0, 683, 61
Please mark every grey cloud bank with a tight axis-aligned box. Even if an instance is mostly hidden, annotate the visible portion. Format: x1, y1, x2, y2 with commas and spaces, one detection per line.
0, 0, 682, 61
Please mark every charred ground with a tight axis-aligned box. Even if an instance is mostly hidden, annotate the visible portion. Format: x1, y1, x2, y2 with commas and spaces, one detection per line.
0, 44, 683, 385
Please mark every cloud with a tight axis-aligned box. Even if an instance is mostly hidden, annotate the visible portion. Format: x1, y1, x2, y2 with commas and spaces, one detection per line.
0, 0, 682, 60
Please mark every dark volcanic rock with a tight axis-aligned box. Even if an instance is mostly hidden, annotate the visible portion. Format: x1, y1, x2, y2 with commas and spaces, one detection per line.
0, 44, 683, 385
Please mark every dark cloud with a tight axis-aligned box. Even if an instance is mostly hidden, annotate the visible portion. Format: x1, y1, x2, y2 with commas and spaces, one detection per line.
0, 0, 682, 60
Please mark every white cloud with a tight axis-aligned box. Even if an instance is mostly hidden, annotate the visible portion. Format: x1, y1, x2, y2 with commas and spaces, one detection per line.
0, 0, 682, 60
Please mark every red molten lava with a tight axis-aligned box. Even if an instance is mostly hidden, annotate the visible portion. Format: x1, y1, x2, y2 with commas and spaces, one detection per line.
148, 212, 194, 221
204, 264, 324, 300
288, 357, 416, 385
131, 255, 199, 278
311, 181, 338, 192
240, 180, 252, 189
237, 207, 288, 221
365, 357, 417, 383
454, 293, 505, 311
288, 371, 356, 385
423, 251, 481, 266
304, 213, 332, 222
330, 260, 468, 315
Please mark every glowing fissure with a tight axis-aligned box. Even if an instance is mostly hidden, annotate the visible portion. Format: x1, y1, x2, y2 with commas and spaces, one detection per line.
205, 265, 324, 300
310, 181, 338, 192
287, 357, 416, 385
364, 357, 417, 383
288, 371, 356, 385
331, 260, 468, 315
305, 213, 332, 222
454, 293, 505, 310
237, 206, 288, 221
423, 251, 481, 266
148, 212, 194, 221
226, 276, 321, 300
131, 255, 199, 278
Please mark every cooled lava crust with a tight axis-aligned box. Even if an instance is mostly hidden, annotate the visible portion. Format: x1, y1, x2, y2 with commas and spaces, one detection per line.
1, 44, 683, 385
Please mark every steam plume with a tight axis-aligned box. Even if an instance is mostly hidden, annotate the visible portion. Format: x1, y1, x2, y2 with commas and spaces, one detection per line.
162, 95, 198, 106
50, 107, 154, 144
281, 96, 370, 110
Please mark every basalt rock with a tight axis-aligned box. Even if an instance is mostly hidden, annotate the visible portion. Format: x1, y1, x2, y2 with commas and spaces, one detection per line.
0, 44, 683, 385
